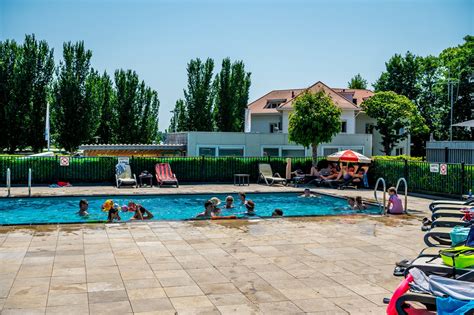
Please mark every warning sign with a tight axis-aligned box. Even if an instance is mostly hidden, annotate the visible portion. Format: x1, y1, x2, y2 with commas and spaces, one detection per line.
429, 164, 439, 173
440, 163, 448, 176
59, 156, 70, 166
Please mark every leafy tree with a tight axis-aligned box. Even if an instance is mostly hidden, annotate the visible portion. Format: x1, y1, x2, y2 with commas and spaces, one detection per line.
288, 91, 341, 163
361, 91, 428, 155
347, 73, 368, 89
214, 58, 233, 131
169, 99, 187, 132
115, 69, 160, 143
374, 51, 422, 101
183, 58, 214, 131
438, 35, 474, 140
0, 39, 21, 151
230, 60, 251, 131
52, 41, 99, 152
94, 71, 117, 144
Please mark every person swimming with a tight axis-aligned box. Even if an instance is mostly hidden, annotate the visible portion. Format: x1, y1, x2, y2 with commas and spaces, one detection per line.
299, 188, 319, 198
196, 200, 215, 218
272, 208, 283, 217
107, 203, 121, 222
77, 199, 89, 216
210, 197, 222, 216
224, 196, 234, 209
128, 201, 154, 220
239, 192, 247, 205
354, 196, 367, 210
245, 200, 255, 215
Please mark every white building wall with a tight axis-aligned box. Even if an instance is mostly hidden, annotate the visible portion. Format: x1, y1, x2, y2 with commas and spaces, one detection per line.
250, 114, 282, 133
281, 111, 290, 133
340, 110, 356, 134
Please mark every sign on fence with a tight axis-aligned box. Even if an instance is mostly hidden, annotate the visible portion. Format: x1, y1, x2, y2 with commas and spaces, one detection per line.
429, 163, 439, 173
117, 157, 130, 165
440, 163, 448, 176
59, 156, 70, 166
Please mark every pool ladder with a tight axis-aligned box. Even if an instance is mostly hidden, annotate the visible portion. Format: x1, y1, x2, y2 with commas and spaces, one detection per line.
5, 168, 32, 197
374, 177, 408, 214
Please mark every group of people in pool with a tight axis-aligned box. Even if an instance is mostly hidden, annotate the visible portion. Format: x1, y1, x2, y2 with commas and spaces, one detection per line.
77, 199, 154, 222
345, 186, 404, 214
196, 192, 263, 218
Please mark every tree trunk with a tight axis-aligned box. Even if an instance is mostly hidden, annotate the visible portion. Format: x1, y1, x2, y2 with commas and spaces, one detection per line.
311, 143, 318, 166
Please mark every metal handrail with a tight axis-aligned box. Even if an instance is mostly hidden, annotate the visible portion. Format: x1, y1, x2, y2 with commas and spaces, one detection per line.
6, 168, 11, 197
374, 177, 387, 214
396, 177, 408, 214
28, 168, 32, 197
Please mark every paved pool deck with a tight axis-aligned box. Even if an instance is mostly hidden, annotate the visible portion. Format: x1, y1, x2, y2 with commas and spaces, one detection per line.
0, 184, 442, 314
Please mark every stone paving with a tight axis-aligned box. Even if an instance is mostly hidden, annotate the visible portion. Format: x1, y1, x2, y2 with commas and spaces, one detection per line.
0, 184, 440, 314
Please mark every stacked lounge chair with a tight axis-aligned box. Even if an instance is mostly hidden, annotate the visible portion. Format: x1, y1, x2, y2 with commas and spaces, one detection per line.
385, 198, 474, 314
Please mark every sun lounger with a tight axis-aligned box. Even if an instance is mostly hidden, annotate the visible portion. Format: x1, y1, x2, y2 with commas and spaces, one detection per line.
432, 204, 472, 213
431, 217, 471, 228
155, 163, 179, 187
115, 163, 137, 188
432, 209, 465, 220
424, 227, 454, 247
429, 199, 474, 211
404, 256, 473, 278
258, 163, 287, 186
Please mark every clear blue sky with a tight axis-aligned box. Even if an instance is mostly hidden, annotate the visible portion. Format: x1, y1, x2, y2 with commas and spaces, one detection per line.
1, 0, 472, 130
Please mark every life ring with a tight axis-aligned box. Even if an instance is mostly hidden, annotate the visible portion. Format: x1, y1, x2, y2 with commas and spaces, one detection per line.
211, 215, 237, 220
386, 273, 413, 315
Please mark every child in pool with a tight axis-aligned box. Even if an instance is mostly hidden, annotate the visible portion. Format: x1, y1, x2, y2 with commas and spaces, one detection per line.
299, 188, 319, 198
239, 192, 247, 205
77, 199, 89, 216
354, 196, 367, 210
128, 201, 154, 220
347, 197, 356, 210
196, 200, 215, 218
224, 196, 234, 209
386, 187, 404, 214
245, 200, 256, 215
107, 203, 121, 222
272, 208, 283, 217
209, 197, 222, 216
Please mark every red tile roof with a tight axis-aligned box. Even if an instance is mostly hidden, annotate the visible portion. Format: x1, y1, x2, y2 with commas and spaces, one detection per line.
247, 81, 373, 114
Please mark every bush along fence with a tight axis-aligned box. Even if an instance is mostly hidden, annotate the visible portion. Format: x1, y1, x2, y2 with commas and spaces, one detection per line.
0, 156, 472, 197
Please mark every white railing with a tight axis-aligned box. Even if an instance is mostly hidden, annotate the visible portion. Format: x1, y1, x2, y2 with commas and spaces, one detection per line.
6, 168, 11, 197
396, 177, 408, 213
374, 177, 387, 214
28, 168, 32, 197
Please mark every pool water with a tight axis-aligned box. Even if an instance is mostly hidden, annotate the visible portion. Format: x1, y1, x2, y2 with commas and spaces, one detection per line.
0, 193, 380, 225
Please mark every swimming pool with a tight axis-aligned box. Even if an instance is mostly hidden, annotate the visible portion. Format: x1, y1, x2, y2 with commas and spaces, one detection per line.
0, 193, 380, 225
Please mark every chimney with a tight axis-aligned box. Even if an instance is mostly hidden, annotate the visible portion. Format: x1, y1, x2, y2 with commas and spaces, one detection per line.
291, 91, 295, 98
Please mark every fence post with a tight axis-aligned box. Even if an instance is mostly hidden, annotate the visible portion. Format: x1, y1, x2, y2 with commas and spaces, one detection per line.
461, 162, 465, 198
444, 147, 449, 163
404, 159, 408, 183
200, 155, 205, 182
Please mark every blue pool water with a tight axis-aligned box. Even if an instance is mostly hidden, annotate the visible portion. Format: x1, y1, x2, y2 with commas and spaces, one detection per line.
0, 193, 380, 225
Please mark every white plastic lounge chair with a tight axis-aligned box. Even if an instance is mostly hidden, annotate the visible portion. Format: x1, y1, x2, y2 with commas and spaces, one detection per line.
258, 163, 287, 186
115, 164, 137, 188
429, 199, 474, 211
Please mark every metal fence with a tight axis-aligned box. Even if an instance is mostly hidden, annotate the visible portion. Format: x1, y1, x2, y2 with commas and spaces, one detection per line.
0, 156, 472, 197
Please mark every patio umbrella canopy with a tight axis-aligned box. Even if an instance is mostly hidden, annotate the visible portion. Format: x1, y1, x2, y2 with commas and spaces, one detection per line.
326, 149, 371, 164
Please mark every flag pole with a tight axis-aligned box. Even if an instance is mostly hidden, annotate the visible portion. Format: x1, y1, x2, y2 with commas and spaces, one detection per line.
45, 102, 50, 152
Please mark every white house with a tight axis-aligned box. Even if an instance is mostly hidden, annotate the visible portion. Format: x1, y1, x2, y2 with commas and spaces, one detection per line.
165, 81, 410, 157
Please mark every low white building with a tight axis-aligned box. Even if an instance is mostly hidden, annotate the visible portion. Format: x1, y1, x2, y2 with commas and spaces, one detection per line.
166, 81, 410, 157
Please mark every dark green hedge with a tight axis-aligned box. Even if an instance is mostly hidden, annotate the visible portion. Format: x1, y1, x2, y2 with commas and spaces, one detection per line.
0, 156, 472, 197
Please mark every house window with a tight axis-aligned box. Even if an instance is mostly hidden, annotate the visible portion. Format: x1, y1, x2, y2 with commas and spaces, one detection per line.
219, 148, 244, 157
341, 121, 347, 133
352, 98, 358, 105
395, 148, 404, 156
262, 148, 279, 157
365, 123, 374, 134
264, 99, 286, 109
198, 147, 216, 157
282, 149, 305, 157
270, 122, 282, 133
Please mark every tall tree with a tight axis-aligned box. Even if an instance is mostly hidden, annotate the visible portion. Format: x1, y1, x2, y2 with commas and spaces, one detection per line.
347, 73, 368, 89
0, 39, 20, 151
374, 51, 422, 101
25, 35, 55, 152
183, 58, 214, 131
230, 60, 251, 132
115, 69, 160, 143
169, 99, 187, 132
214, 58, 233, 131
288, 91, 341, 163
361, 91, 428, 155
52, 41, 99, 152
439, 35, 474, 140
94, 71, 117, 144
